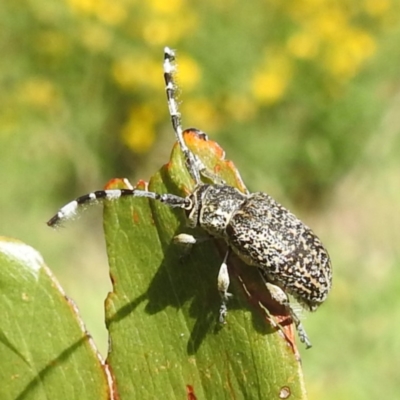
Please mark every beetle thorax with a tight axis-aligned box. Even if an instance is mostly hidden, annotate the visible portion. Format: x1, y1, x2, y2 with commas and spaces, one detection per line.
186, 184, 247, 237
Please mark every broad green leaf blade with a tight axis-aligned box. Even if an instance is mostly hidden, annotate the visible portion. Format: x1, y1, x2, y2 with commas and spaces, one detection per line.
104, 132, 307, 399
0, 237, 112, 400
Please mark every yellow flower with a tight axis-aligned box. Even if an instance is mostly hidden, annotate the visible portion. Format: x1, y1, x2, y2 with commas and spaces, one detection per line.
66, 0, 97, 14
252, 72, 288, 104
112, 56, 161, 90
95, 0, 126, 26
141, 11, 199, 46
81, 24, 113, 52
181, 98, 221, 132
346, 29, 376, 60
121, 105, 157, 153
148, 0, 183, 14
287, 31, 319, 59
224, 95, 257, 122
364, 0, 391, 16
310, 8, 348, 40
142, 19, 175, 46
65, 0, 126, 26
323, 29, 376, 80
175, 54, 201, 91
251, 53, 293, 105
19, 78, 59, 109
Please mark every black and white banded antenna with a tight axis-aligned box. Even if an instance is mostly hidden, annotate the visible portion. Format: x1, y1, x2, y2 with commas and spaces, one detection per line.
46, 49, 201, 227
47, 188, 190, 227
163, 47, 203, 186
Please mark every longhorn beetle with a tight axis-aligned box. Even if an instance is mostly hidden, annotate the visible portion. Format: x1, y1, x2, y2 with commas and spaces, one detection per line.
48, 47, 332, 348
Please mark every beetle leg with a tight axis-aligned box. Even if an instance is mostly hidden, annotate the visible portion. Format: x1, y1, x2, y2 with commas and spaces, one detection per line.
217, 248, 233, 324
265, 282, 312, 349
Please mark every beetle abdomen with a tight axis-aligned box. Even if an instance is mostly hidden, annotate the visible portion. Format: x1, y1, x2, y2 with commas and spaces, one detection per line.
225, 192, 332, 310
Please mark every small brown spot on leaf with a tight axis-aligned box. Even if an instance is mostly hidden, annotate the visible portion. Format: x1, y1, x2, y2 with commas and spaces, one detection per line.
214, 164, 222, 174
132, 211, 140, 224
186, 384, 197, 400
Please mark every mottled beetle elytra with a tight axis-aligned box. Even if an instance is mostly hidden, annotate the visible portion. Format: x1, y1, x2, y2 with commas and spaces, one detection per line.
48, 47, 332, 348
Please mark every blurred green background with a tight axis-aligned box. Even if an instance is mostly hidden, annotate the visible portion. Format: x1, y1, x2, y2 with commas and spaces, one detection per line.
1, 0, 400, 398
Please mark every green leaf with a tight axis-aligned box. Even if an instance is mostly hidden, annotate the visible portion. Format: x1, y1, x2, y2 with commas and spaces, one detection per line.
104, 131, 307, 399
0, 237, 112, 400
